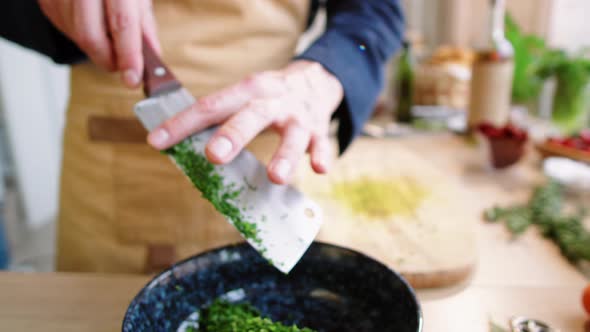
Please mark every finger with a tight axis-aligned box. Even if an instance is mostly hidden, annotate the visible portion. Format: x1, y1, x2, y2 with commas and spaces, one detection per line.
205, 99, 279, 164
267, 123, 311, 184
141, 0, 162, 55
147, 102, 230, 150
58, 1, 75, 37
71, 0, 115, 71
309, 135, 333, 174
149, 73, 286, 150
106, 0, 143, 87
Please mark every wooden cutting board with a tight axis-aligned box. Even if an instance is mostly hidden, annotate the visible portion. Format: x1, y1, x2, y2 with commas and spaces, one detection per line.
294, 137, 478, 289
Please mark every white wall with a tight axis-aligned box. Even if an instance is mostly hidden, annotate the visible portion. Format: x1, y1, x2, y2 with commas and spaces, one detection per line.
419, 0, 590, 52
547, 0, 590, 52
0, 40, 69, 229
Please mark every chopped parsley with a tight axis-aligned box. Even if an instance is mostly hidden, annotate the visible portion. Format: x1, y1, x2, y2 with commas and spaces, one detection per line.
165, 139, 262, 246
198, 300, 316, 332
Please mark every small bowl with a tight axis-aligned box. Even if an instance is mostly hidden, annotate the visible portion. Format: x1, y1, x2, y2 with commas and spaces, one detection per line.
477, 123, 528, 169
123, 242, 422, 332
488, 136, 527, 169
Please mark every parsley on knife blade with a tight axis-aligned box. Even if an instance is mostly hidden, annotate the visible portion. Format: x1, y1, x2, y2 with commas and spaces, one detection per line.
165, 140, 263, 247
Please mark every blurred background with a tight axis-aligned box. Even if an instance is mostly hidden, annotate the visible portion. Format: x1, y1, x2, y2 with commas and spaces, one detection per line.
0, 0, 589, 272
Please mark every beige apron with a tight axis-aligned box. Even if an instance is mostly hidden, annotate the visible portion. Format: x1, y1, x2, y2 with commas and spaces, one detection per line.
56, 0, 310, 273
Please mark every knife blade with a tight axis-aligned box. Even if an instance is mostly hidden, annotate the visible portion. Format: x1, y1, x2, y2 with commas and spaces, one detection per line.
133, 37, 323, 273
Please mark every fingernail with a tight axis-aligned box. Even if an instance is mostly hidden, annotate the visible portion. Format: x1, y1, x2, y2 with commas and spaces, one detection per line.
316, 159, 327, 173
273, 158, 291, 181
319, 154, 332, 172
123, 69, 140, 87
209, 136, 233, 159
149, 128, 170, 147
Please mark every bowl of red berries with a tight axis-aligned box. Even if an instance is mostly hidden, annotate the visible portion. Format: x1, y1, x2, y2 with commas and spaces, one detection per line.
477, 122, 529, 169
537, 129, 590, 164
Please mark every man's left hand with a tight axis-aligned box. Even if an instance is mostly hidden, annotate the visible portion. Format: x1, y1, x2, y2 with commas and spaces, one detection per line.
148, 60, 344, 184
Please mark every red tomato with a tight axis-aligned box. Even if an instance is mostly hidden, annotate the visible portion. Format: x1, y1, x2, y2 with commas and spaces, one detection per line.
583, 284, 590, 315
580, 129, 590, 144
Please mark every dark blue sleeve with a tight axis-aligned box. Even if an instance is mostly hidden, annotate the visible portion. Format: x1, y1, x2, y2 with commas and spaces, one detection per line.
297, 0, 405, 152
0, 0, 85, 64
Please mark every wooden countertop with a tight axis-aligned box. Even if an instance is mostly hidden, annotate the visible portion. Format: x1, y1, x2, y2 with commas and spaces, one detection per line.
0, 272, 586, 332
0, 272, 146, 332
1, 134, 588, 331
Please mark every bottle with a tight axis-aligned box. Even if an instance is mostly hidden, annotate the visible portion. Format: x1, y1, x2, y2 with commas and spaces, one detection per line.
467, 0, 514, 130
395, 41, 415, 123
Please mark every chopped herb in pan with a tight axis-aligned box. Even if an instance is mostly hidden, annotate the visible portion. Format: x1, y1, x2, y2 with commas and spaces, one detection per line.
165, 139, 262, 246
199, 300, 317, 332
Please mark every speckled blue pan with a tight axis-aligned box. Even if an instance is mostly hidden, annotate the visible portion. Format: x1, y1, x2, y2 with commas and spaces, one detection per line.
123, 242, 422, 332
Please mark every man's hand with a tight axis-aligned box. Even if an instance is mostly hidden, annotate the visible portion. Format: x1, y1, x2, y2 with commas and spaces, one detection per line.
148, 60, 344, 184
38, 0, 160, 88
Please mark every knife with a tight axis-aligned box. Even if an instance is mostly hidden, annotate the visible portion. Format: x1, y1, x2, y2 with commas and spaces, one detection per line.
133, 37, 323, 273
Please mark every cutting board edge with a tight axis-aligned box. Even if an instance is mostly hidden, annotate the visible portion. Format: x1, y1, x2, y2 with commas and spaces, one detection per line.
401, 263, 475, 289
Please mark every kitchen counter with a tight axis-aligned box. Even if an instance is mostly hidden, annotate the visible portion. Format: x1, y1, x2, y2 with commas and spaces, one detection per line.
0, 272, 586, 331
1, 134, 588, 331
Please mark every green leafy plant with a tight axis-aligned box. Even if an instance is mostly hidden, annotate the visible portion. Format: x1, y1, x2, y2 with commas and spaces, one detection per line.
535, 49, 590, 133
505, 15, 548, 104
506, 16, 590, 132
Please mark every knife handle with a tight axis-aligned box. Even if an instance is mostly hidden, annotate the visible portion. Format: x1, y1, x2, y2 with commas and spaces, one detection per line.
141, 36, 181, 97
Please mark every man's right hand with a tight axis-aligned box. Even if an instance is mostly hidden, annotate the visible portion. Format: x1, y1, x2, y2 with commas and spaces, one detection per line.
38, 0, 161, 88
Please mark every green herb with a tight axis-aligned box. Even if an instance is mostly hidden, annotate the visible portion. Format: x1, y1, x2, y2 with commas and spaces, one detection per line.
199, 300, 317, 332
504, 207, 532, 236
166, 140, 262, 246
484, 181, 590, 263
